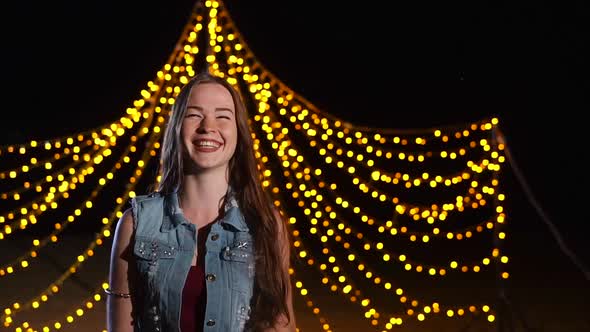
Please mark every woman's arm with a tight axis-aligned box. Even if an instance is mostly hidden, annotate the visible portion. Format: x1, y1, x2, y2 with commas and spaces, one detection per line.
106, 208, 136, 332
267, 208, 297, 332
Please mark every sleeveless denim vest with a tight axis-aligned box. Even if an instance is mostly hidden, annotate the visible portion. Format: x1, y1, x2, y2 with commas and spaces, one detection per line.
130, 190, 255, 332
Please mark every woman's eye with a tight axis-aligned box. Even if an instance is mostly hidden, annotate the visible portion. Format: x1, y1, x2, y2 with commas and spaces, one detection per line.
217, 116, 230, 119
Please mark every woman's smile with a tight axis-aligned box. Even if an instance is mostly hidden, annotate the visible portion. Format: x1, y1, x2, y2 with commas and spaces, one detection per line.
193, 139, 223, 152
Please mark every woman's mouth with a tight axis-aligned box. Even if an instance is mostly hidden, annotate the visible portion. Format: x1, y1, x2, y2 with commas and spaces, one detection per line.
193, 139, 222, 152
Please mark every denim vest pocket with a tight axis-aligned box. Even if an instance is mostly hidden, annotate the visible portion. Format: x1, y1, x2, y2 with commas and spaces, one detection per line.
134, 239, 178, 260
133, 238, 178, 290
221, 232, 255, 294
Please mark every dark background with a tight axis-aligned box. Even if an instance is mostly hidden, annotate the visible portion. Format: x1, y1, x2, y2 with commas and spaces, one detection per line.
1, 0, 588, 322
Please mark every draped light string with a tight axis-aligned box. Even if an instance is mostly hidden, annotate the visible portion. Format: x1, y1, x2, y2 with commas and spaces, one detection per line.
209, 14, 339, 331
1, 0, 201, 240
206, 17, 342, 329
214, 10, 504, 226
210, 22, 400, 325
271, 123, 497, 193
213, 21, 503, 279
272, 160, 500, 276
240, 84, 492, 327
214, 19, 491, 141
251, 96, 499, 226
259, 95, 506, 226
270, 106, 506, 275
243, 97, 506, 239
266, 101, 496, 185
245, 124, 381, 328
290, 268, 334, 332
1, 108, 163, 329
11, 283, 108, 332
489, 136, 511, 282
0, 106, 157, 277
325, 198, 505, 242
215, 4, 495, 138
282, 91, 498, 142
262, 111, 498, 228
0, 96, 149, 163
4, 15, 206, 325
211, 3, 502, 329
0, 135, 119, 199
345, 118, 499, 141
268, 118, 491, 187
0, 9, 204, 327
244, 90, 498, 324
3, 128, 163, 328
243, 85, 502, 312
5, 128, 158, 330
0, 123, 116, 157
0, 142, 114, 203
0, 0, 512, 330
247, 125, 341, 331
248, 109, 504, 241
0, 118, 153, 239
0, 87, 167, 237
269, 95, 490, 152
230, 1, 503, 328
281, 188, 494, 329
264, 119, 508, 249
0, 143, 120, 239
0, 137, 97, 183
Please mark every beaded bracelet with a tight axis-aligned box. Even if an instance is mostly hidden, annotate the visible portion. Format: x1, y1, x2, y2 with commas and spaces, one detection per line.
104, 288, 132, 298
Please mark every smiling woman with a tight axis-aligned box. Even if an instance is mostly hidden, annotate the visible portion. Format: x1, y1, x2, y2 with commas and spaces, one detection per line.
181, 82, 238, 174
106, 71, 296, 332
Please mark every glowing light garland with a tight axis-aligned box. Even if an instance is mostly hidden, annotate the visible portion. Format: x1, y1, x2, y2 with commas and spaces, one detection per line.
0, 1, 511, 330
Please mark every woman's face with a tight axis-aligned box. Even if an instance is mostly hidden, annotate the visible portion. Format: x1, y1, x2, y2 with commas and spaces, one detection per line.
181, 82, 238, 174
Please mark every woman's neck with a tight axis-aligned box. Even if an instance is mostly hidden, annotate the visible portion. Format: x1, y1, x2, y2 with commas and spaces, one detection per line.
178, 173, 229, 223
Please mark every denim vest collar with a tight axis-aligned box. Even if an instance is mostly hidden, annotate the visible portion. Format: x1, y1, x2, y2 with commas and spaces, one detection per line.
160, 187, 249, 232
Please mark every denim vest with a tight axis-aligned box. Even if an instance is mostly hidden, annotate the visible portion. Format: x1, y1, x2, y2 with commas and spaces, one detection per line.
130, 190, 255, 332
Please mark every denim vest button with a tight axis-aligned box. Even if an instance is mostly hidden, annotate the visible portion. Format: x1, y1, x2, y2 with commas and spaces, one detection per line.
210, 233, 219, 241
206, 319, 216, 326
206, 273, 216, 281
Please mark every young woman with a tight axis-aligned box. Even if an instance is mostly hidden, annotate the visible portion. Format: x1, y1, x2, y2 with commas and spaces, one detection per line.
106, 72, 295, 332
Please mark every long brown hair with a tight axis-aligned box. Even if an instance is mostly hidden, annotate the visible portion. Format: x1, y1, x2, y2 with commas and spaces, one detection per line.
158, 71, 291, 330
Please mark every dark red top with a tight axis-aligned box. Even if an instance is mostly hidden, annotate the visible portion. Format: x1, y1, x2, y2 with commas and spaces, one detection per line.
180, 224, 211, 332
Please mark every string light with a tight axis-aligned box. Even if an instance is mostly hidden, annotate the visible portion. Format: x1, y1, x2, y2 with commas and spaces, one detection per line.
0, 9, 204, 328
2, 118, 163, 327
0, 1, 505, 329
215, 6, 502, 327
0, 110, 158, 276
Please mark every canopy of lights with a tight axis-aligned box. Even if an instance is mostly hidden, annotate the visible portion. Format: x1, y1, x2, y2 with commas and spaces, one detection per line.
0, 1, 509, 331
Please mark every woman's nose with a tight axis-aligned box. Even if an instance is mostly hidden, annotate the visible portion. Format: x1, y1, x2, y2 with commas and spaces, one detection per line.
197, 116, 216, 132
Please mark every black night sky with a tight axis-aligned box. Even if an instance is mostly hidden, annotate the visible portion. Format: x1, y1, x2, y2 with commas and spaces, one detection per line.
1, 1, 588, 328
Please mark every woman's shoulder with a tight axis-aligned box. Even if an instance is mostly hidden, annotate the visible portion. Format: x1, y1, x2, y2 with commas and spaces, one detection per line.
117, 192, 166, 231
131, 191, 164, 203
113, 207, 135, 245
